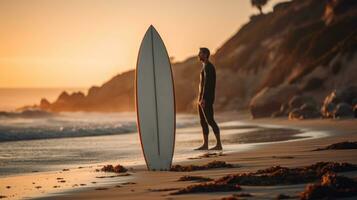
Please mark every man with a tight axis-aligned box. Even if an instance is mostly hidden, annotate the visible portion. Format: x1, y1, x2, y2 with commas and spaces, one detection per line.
195, 47, 222, 150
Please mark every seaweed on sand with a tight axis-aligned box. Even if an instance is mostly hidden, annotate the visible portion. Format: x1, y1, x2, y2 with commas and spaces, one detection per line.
188, 152, 226, 160
216, 162, 357, 186
171, 162, 357, 195
313, 141, 357, 151
101, 164, 128, 173
300, 173, 357, 200
170, 160, 234, 172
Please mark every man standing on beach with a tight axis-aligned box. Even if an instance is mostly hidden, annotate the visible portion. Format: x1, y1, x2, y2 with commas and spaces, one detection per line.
195, 47, 222, 150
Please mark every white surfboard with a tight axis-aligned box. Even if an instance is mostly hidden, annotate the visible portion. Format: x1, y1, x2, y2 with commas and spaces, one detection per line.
135, 25, 176, 171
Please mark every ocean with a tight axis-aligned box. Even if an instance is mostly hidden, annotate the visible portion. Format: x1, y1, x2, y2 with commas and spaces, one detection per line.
0, 88, 327, 178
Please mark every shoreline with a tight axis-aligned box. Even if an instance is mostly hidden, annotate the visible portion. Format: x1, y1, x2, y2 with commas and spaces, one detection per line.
1, 111, 356, 199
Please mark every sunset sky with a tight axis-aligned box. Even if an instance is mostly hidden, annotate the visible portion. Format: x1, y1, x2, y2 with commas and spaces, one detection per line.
0, 0, 285, 88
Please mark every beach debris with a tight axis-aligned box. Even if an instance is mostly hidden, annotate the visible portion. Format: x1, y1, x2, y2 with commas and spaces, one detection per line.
172, 162, 357, 195
188, 152, 226, 160
62, 168, 70, 171
80, 184, 86, 186
6, 186, 11, 189
56, 177, 64, 180
91, 181, 97, 184
313, 141, 357, 151
171, 182, 241, 195
148, 188, 179, 192
53, 185, 60, 188
95, 187, 109, 190
215, 162, 357, 186
300, 173, 357, 200
35, 186, 42, 189
58, 180, 66, 183
101, 164, 128, 173
115, 185, 122, 188
0, 196, 7, 199
178, 175, 213, 182
170, 160, 234, 172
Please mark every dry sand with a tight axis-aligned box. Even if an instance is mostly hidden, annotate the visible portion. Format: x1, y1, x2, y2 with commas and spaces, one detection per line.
1, 111, 357, 200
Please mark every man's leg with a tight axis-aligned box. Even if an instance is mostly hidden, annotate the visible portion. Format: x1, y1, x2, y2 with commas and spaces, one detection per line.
195, 104, 209, 150
204, 104, 222, 150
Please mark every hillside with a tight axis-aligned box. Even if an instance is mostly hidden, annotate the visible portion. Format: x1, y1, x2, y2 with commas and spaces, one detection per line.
35, 0, 357, 116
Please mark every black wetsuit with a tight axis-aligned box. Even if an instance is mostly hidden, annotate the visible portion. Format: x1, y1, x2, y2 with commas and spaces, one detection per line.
198, 61, 220, 136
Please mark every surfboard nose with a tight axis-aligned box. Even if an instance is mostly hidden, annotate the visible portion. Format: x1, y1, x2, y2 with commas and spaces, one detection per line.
147, 25, 158, 34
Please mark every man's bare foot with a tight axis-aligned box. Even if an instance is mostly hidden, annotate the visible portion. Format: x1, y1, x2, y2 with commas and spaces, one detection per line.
209, 145, 222, 150
194, 145, 208, 150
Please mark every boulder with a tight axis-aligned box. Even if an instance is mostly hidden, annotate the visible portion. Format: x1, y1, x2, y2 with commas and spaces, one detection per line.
289, 96, 305, 110
289, 108, 303, 120
271, 110, 286, 118
299, 103, 321, 119
333, 103, 354, 118
288, 103, 320, 120
321, 86, 357, 117
352, 98, 357, 107
280, 102, 289, 115
288, 95, 317, 110
321, 102, 336, 118
249, 85, 298, 118
271, 103, 290, 118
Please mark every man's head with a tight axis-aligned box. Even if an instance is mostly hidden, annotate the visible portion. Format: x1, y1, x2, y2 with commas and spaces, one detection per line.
198, 47, 210, 63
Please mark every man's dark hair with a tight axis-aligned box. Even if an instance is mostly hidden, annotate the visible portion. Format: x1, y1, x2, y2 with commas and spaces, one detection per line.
200, 47, 210, 58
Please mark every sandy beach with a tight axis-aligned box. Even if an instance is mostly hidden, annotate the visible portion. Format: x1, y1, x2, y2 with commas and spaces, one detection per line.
2, 0, 357, 199
1, 111, 356, 200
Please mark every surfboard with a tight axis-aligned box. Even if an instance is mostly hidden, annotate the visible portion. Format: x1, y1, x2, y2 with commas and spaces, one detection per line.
135, 25, 176, 171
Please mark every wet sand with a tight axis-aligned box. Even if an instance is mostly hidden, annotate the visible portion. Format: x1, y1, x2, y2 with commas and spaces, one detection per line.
1, 111, 357, 200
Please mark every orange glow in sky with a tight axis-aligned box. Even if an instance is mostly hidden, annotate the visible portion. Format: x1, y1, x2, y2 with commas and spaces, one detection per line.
0, 0, 285, 88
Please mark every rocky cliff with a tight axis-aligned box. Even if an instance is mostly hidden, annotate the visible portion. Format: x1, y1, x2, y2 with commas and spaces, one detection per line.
36, 0, 357, 115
